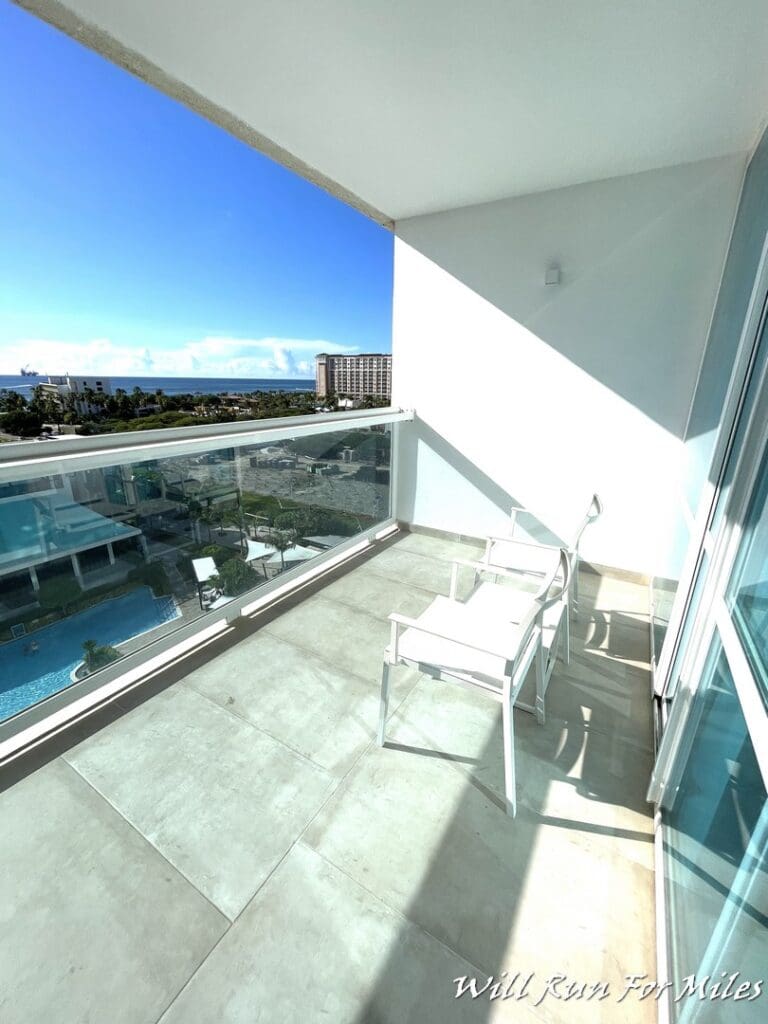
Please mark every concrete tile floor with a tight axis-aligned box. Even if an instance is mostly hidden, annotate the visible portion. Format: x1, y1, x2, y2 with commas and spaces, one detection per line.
0, 532, 656, 1024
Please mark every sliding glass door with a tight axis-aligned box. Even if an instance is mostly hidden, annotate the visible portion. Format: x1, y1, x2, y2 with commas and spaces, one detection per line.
652, 313, 768, 1022
661, 639, 767, 1022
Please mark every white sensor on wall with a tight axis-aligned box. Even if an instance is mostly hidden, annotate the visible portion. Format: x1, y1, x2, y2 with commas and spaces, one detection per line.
545, 264, 560, 285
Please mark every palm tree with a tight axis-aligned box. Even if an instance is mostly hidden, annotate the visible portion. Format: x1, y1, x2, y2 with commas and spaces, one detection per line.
81, 385, 98, 417
213, 505, 228, 536
82, 639, 99, 672
188, 502, 214, 543
268, 529, 297, 573
224, 506, 247, 552
199, 506, 216, 542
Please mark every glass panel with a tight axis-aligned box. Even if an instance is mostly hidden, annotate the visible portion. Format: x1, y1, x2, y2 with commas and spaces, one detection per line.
663, 551, 709, 700
662, 641, 767, 1022
0, 422, 392, 723
652, 503, 692, 667
728, 442, 768, 700
682, 128, 768, 510
710, 298, 768, 539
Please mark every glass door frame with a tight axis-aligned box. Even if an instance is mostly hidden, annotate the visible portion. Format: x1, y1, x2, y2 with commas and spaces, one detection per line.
654, 236, 768, 703
649, 301, 768, 1023
651, 310, 768, 800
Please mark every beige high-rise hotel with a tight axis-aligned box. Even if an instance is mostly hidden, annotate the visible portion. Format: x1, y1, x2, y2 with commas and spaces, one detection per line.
315, 353, 392, 400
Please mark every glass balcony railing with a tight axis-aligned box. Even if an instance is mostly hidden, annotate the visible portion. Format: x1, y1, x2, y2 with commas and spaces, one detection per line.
0, 409, 410, 735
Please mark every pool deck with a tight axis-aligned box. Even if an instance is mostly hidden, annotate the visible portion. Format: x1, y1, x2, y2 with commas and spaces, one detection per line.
0, 531, 656, 1024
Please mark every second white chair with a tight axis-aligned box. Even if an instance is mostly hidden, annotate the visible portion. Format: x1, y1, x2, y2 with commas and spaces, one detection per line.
378, 547, 571, 817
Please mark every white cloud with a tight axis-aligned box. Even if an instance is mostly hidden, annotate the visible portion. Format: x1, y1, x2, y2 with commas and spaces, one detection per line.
0, 336, 357, 379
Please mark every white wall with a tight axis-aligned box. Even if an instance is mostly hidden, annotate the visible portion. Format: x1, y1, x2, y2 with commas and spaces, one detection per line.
391, 156, 746, 574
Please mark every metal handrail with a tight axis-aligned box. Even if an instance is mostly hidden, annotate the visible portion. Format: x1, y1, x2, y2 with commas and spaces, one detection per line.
0, 406, 414, 480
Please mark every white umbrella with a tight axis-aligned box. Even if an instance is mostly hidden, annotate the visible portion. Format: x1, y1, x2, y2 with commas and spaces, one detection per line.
264, 544, 318, 568
246, 539, 276, 564
192, 556, 218, 584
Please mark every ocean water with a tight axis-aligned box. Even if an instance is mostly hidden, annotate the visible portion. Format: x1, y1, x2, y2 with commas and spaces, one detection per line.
0, 374, 315, 397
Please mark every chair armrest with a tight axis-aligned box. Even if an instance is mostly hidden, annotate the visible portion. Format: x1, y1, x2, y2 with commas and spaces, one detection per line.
486, 535, 563, 554
452, 557, 526, 577
450, 558, 538, 598
387, 610, 521, 662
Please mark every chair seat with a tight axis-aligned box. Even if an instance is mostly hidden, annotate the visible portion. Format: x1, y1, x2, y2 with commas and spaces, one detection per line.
487, 539, 561, 579
389, 595, 524, 686
464, 582, 565, 655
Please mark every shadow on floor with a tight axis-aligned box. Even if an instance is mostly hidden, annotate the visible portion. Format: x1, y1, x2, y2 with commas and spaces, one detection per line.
352, 571, 654, 1023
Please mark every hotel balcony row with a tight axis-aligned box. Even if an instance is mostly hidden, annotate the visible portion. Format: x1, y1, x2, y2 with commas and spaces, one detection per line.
0, 409, 656, 1024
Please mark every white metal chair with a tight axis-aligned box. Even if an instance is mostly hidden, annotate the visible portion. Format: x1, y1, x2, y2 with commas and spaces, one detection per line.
484, 493, 602, 638
449, 548, 574, 723
378, 548, 570, 817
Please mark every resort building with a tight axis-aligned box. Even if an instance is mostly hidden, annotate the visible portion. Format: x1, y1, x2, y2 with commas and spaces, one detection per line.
1, 5, 768, 1024
39, 375, 113, 415
0, 474, 144, 620
315, 352, 392, 399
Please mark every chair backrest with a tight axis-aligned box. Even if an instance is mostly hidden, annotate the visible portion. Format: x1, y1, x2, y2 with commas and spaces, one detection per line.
509, 494, 602, 554
535, 546, 572, 609
569, 493, 602, 553
512, 547, 570, 660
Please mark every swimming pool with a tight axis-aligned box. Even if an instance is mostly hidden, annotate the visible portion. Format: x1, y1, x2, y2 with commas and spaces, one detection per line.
0, 587, 180, 723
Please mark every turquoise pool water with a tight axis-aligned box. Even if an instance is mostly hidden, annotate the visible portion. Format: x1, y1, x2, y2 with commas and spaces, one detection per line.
0, 587, 180, 723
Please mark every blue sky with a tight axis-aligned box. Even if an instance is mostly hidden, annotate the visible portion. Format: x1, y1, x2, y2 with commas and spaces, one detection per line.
0, 1, 393, 378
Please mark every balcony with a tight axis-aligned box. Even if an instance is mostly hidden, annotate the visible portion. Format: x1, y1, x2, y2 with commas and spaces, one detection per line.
0, 420, 654, 1023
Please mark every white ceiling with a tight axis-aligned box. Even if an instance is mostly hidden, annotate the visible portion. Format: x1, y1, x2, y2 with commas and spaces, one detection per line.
25, 0, 768, 221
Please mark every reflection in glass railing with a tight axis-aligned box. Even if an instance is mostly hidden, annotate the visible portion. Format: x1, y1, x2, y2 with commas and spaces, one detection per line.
729, 440, 768, 701
0, 422, 392, 723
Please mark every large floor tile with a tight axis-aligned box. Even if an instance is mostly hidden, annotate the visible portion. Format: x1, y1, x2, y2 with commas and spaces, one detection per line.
496, 839, 656, 1024
264, 593, 418, 687
514, 657, 654, 752
393, 530, 485, 563
578, 572, 651, 616
386, 677, 654, 865
359, 545, 456, 592
303, 738, 654, 1023
183, 631, 380, 775
65, 685, 335, 919
321, 561, 438, 621
159, 842, 536, 1024
303, 739, 538, 971
0, 759, 227, 1024
573, 615, 651, 674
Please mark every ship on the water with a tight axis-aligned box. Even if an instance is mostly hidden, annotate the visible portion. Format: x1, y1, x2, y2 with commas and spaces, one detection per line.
19, 366, 39, 377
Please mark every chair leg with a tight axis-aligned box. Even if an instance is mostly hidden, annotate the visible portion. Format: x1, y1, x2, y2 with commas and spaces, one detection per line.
502, 688, 517, 818
377, 661, 391, 746
573, 554, 580, 619
534, 643, 546, 726
564, 601, 571, 666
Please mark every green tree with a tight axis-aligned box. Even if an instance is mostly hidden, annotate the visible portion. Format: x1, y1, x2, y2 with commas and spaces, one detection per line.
188, 502, 215, 542
0, 408, 43, 436
211, 558, 260, 597
267, 529, 298, 572
212, 504, 228, 536
131, 386, 148, 410
198, 544, 231, 568
82, 639, 121, 673
224, 506, 248, 552
37, 575, 82, 615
